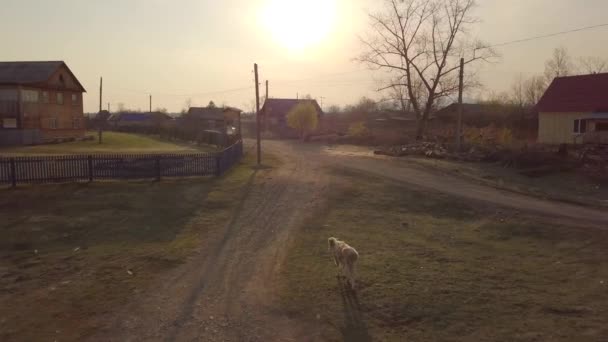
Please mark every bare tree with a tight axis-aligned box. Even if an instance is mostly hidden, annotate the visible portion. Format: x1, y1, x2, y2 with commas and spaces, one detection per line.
327, 105, 341, 113
523, 75, 546, 106
544, 47, 573, 83
510, 74, 526, 109
578, 56, 608, 74
357, 0, 495, 138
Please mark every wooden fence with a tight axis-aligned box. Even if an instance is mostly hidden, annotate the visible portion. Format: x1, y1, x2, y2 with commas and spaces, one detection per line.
0, 140, 243, 187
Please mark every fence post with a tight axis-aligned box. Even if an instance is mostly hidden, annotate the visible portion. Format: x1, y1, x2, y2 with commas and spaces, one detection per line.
88, 155, 93, 182
10, 158, 16, 188
155, 156, 161, 181
215, 154, 222, 176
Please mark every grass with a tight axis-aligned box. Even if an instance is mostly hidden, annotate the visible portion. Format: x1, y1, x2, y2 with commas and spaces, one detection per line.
0, 152, 259, 342
0, 132, 216, 155
401, 156, 608, 208
279, 168, 608, 341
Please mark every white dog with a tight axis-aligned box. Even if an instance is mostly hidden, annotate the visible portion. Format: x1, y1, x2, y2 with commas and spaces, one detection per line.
328, 237, 359, 290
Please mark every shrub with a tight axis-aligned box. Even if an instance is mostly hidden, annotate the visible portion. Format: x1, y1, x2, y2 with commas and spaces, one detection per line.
287, 102, 319, 140
348, 122, 370, 138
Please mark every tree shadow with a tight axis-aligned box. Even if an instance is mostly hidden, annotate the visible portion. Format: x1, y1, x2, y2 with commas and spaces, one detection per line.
337, 276, 371, 342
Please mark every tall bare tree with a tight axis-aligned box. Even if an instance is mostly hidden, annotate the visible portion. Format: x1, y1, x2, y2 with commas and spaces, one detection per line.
357, 0, 495, 138
578, 56, 608, 74
544, 47, 573, 84
510, 74, 526, 109
523, 75, 546, 106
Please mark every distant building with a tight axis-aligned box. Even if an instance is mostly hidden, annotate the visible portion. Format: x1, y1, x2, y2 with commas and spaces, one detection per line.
184, 107, 242, 135
0, 61, 86, 145
537, 73, 608, 144
261, 98, 324, 137
108, 112, 172, 127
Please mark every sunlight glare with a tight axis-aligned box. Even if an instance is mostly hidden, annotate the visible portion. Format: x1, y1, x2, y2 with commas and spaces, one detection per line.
261, 0, 337, 51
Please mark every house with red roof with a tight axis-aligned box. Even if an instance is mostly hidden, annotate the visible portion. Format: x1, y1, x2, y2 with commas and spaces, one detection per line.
537, 73, 608, 144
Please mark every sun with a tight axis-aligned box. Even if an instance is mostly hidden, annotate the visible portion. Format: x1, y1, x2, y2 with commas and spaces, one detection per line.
260, 0, 337, 51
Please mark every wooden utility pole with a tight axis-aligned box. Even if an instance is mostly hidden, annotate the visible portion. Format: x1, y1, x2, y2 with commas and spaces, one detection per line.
456, 57, 464, 151
99, 77, 103, 112
107, 102, 110, 112
149, 94, 152, 113
319, 96, 326, 110
98, 77, 103, 144
264, 80, 269, 131
254, 64, 262, 165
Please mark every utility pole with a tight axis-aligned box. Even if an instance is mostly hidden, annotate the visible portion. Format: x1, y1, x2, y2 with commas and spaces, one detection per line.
107, 102, 110, 112
98, 77, 103, 144
264, 80, 269, 131
254, 63, 261, 165
456, 57, 464, 152
319, 96, 326, 110
149, 94, 152, 113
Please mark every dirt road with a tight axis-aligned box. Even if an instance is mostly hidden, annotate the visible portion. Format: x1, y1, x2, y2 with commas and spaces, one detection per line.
92, 140, 608, 342
93, 142, 330, 341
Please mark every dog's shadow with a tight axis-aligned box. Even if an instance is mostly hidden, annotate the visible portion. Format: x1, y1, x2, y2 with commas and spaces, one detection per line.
336, 276, 371, 342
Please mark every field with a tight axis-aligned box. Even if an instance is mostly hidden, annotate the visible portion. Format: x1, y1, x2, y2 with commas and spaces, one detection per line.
279, 167, 608, 341
0, 132, 215, 156
0, 152, 256, 341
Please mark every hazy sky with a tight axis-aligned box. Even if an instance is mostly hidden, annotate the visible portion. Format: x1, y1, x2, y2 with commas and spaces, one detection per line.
1, 0, 607, 113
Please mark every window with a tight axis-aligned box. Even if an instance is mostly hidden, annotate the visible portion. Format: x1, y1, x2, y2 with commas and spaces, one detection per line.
21, 90, 39, 103
573, 119, 587, 134
49, 117, 58, 129
56, 92, 64, 105
72, 117, 80, 129
597, 123, 608, 131
71, 93, 79, 105
41, 91, 49, 103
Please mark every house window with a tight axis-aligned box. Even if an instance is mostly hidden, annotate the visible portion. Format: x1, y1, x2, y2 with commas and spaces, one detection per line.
71, 93, 79, 105
49, 117, 58, 129
41, 91, 50, 103
72, 117, 80, 129
21, 90, 39, 103
56, 92, 64, 105
574, 119, 587, 134
597, 123, 608, 131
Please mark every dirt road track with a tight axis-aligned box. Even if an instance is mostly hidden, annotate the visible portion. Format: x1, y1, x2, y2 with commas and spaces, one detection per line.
93, 141, 330, 341
321, 145, 608, 229
92, 140, 607, 342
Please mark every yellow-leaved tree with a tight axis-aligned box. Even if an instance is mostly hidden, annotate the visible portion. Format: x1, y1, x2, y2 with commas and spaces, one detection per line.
286, 102, 319, 140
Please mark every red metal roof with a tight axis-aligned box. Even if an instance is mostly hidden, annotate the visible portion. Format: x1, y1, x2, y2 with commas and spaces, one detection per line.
537, 73, 608, 113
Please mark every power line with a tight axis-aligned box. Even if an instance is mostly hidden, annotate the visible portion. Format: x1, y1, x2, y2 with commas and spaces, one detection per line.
479, 23, 608, 50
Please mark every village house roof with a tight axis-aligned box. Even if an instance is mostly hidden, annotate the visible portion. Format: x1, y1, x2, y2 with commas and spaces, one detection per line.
537, 73, 608, 113
261, 98, 324, 117
0, 61, 86, 92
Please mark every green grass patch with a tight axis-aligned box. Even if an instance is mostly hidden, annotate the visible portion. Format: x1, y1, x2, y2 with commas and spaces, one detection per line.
279, 168, 608, 341
0, 151, 260, 341
0, 132, 216, 155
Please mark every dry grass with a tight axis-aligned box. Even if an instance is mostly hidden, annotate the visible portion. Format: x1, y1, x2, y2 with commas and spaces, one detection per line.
0, 132, 216, 156
279, 168, 608, 341
0, 152, 257, 342
402, 156, 608, 208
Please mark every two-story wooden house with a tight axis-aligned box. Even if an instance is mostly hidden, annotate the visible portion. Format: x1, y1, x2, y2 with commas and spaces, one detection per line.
0, 61, 86, 145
